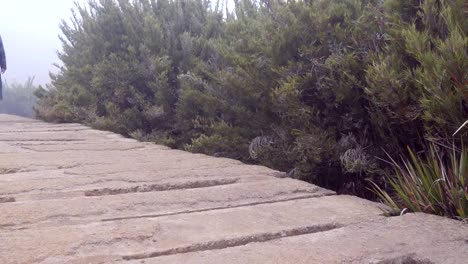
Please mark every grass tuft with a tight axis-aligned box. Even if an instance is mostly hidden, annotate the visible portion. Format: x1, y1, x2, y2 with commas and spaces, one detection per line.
370, 143, 468, 220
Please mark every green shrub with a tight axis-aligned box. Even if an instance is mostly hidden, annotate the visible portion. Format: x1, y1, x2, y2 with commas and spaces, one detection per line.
366, 0, 468, 149
255, 0, 384, 193
34, 0, 467, 199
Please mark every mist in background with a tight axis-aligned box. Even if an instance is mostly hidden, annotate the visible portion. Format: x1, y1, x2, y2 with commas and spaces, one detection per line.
1, 0, 87, 86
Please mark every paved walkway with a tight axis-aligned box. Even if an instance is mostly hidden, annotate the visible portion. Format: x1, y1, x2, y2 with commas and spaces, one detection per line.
0, 114, 466, 264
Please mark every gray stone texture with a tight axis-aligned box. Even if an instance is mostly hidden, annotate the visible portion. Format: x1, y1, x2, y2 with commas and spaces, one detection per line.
0, 114, 466, 264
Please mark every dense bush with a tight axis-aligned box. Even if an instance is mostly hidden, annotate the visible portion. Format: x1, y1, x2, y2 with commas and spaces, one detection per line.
0, 77, 37, 118
35, 0, 467, 199
366, 0, 468, 150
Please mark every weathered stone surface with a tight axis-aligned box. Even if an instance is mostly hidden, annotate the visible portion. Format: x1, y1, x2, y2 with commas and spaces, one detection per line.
132, 213, 467, 264
0, 114, 466, 264
0, 196, 381, 264
0, 178, 333, 229
0, 165, 288, 201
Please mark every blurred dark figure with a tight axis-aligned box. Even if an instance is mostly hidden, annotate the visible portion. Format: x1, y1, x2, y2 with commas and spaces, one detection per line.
0, 34, 7, 100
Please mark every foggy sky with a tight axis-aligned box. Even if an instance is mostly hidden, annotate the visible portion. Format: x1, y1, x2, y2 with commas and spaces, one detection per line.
1, 0, 87, 86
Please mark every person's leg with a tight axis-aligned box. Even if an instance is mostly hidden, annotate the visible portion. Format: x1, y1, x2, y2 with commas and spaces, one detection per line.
0, 75, 3, 100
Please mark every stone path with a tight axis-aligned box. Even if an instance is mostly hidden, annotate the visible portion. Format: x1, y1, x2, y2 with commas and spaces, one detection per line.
0, 114, 466, 264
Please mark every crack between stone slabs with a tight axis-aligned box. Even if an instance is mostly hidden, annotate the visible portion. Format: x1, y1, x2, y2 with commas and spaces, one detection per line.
0, 120, 40, 123
0, 168, 22, 174
63, 165, 251, 176
0, 191, 335, 230
0, 139, 87, 142
0, 128, 91, 133
84, 178, 241, 197
374, 254, 434, 264
0, 196, 16, 203
18, 145, 146, 152
13, 141, 92, 146
1, 192, 328, 231
4, 178, 235, 199
6, 177, 237, 200
122, 223, 343, 261
62, 162, 267, 177
101, 192, 336, 222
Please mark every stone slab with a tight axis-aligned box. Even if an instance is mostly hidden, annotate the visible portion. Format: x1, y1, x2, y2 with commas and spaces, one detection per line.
132, 213, 468, 264
1, 114, 465, 264
0, 178, 334, 229
0, 164, 286, 201
0, 196, 382, 264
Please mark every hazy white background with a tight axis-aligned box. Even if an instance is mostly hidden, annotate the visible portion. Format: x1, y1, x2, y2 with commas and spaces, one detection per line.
1, 0, 87, 85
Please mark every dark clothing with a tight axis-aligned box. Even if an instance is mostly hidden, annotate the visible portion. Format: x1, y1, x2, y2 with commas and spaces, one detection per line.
0, 35, 5, 70
0, 34, 6, 100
